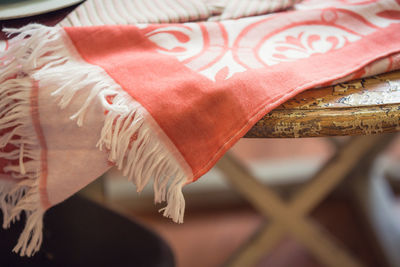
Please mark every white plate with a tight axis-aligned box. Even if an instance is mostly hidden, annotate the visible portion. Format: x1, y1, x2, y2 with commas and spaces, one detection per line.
0, 0, 84, 20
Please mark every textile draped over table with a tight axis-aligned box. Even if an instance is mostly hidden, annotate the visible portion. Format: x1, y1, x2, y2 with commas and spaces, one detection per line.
1, 0, 400, 257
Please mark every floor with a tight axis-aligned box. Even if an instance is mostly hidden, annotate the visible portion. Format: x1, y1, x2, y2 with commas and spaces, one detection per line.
96, 136, 400, 267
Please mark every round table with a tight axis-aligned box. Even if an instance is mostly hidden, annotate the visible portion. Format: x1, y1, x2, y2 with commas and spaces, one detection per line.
247, 70, 400, 138
221, 70, 400, 267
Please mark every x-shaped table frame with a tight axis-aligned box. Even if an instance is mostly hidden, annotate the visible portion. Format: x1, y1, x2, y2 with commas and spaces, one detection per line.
217, 134, 396, 267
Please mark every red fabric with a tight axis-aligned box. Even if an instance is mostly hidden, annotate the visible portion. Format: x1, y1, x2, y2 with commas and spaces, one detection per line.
65, 3, 400, 180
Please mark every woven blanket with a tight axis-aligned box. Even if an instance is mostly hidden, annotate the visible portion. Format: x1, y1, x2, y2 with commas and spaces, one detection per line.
1, 0, 400, 257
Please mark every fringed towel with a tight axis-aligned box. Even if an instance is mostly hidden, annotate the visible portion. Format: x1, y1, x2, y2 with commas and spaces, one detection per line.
1, 0, 400, 257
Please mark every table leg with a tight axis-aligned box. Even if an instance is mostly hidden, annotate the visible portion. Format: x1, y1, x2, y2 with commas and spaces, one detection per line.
218, 134, 395, 267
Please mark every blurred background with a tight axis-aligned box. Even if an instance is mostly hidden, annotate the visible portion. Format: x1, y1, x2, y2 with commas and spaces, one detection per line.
81, 136, 400, 267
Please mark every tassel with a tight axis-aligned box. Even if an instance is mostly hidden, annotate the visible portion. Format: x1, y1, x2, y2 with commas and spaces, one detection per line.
0, 23, 191, 257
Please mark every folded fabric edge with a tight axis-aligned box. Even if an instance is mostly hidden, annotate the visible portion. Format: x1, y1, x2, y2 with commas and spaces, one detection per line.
0, 24, 192, 256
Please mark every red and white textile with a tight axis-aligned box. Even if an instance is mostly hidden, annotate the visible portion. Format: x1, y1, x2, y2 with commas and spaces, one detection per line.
1, 0, 400, 257
58, 0, 300, 25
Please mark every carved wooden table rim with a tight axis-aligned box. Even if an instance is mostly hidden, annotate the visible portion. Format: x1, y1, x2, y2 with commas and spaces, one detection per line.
246, 70, 400, 138
219, 70, 400, 267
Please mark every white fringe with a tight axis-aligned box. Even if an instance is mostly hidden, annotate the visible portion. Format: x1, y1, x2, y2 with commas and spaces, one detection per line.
0, 38, 44, 257
95, 93, 188, 223
1, 24, 189, 255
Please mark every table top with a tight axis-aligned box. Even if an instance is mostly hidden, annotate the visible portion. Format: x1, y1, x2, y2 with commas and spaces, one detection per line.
246, 70, 400, 138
